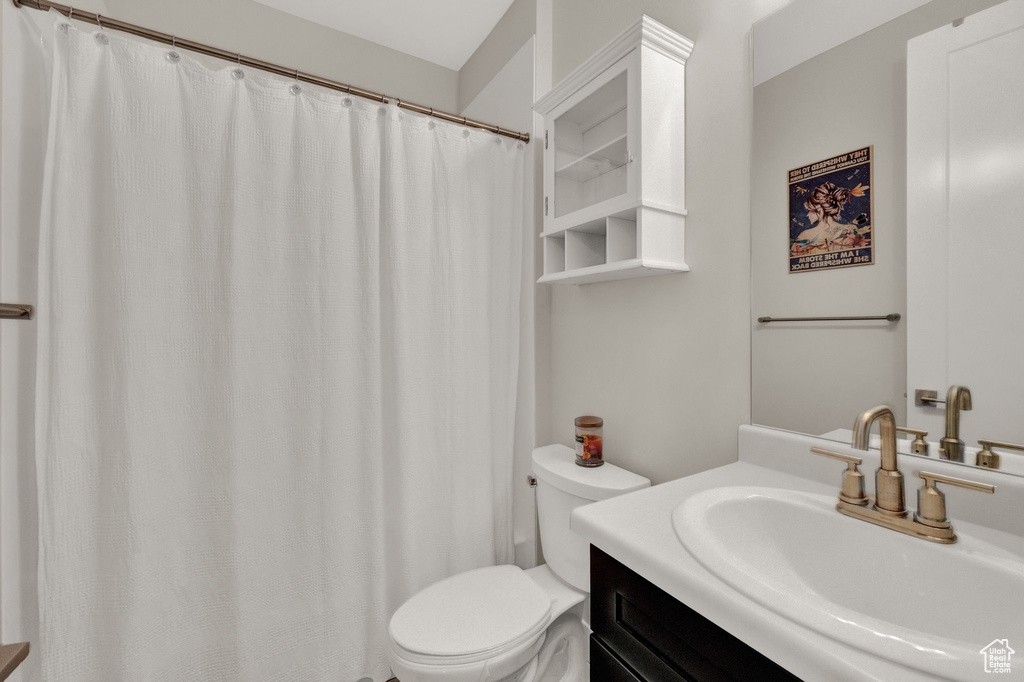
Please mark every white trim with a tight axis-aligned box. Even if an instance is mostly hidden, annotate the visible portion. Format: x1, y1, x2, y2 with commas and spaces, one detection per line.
534, 15, 692, 114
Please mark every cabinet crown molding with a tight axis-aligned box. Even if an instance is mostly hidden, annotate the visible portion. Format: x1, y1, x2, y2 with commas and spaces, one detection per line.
535, 15, 694, 115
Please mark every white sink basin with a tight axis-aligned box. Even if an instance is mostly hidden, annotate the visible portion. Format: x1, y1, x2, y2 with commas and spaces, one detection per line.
673, 486, 1024, 679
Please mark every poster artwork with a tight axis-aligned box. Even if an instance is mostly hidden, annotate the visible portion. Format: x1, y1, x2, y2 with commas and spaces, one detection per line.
788, 146, 873, 273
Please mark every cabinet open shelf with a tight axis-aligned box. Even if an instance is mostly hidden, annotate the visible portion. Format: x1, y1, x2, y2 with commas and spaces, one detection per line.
538, 208, 688, 284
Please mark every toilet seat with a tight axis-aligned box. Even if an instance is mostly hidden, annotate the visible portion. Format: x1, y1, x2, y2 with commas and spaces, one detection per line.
389, 565, 552, 666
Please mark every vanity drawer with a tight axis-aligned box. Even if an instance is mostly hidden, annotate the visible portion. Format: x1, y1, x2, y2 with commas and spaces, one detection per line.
590, 545, 800, 681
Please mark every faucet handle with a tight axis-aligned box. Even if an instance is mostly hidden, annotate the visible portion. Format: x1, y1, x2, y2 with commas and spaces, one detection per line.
811, 448, 868, 505
896, 427, 929, 456
976, 439, 1024, 469
915, 471, 995, 530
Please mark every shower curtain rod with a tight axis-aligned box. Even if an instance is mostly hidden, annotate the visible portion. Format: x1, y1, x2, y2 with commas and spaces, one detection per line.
11, 0, 532, 143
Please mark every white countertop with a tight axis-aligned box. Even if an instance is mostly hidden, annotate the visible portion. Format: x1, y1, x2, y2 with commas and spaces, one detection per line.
571, 425, 1024, 682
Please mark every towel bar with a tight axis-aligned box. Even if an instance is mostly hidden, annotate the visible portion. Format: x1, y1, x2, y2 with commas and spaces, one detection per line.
757, 313, 900, 323
0, 304, 32, 320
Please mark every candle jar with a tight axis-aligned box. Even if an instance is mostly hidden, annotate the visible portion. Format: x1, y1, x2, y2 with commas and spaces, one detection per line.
574, 416, 604, 467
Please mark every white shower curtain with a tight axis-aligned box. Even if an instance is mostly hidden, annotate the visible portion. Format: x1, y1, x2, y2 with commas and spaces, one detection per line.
31, 14, 524, 681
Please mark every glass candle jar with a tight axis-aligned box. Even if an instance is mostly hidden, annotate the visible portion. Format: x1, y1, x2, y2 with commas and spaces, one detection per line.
574, 416, 604, 467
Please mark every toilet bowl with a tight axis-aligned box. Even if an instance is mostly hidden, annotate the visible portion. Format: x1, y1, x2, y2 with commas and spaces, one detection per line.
387, 444, 650, 682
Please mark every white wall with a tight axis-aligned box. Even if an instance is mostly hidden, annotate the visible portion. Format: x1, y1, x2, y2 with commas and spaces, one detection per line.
541, 0, 788, 485
459, 0, 536, 113
752, 0, 933, 86
750, 0, 1005, 438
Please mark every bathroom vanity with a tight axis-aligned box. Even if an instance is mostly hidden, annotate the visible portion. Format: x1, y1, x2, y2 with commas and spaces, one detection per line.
574, 425, 1024, 681
590, 546, 796, 680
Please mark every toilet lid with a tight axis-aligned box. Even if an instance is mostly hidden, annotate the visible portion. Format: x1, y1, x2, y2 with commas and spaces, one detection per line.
389, 565, 552, 662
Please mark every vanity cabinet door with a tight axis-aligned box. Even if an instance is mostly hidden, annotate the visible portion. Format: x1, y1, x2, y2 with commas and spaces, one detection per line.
590, 545, 801, 682
591, 634, 645, 681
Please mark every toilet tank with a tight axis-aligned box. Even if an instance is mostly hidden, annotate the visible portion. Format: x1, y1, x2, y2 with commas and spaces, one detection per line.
531, 444, 650, 592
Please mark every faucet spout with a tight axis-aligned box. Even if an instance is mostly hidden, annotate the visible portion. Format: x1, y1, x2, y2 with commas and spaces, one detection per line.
939, 385, 972, 462
851, 405, 906, 515
852, 405, 898, 470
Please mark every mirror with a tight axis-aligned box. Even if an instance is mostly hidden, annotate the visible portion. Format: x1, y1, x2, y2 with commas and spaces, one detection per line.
750, 0, 1024, 476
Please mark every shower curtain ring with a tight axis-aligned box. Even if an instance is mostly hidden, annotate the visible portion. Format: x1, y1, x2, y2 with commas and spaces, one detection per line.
171, 35, 177, 49
96, 13, 103, 30
66, 6, 73, 21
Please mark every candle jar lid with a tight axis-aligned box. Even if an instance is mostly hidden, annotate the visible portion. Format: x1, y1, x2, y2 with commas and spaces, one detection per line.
574, 416, 603, 428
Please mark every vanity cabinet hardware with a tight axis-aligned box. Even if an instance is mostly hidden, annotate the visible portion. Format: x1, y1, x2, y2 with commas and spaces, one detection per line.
914, 471, 995, 538
975, 439, 1024, 469
526, 475, 537, 487
895, 427, 929, 456
0, 304, 32, 320
810, 448, 867, 505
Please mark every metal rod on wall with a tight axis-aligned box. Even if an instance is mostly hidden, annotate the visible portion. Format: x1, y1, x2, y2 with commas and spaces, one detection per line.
757, 314, 901, 324
11, 0, 531, 143
0, 304, 34, 320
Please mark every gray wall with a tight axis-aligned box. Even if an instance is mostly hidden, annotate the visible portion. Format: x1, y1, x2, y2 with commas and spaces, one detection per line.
458, 0, 536, 113
750, 0, 1004, 437
541, 0, 788, 485
101, 0, 459, 111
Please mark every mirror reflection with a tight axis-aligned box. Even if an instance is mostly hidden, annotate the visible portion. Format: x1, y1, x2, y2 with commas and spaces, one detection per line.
750, 0, 1024, 476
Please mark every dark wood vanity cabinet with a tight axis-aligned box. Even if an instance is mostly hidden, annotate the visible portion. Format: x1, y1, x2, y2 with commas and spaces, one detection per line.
590, 546, 801, 681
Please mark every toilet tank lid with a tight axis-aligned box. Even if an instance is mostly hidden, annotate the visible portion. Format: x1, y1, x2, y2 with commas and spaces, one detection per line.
532, 444, 650, 501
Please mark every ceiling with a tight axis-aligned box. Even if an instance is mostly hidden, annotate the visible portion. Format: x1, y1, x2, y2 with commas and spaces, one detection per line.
253, 0, 516, 71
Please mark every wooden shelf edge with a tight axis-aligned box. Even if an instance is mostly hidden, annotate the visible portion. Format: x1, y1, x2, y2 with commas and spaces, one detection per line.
0, 643, 30, 682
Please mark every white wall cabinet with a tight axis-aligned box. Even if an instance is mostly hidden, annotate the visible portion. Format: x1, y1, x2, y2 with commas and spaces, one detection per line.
535, 16, 692, 284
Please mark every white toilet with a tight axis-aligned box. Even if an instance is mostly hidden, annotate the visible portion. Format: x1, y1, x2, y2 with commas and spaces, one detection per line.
387, 444, 650, 682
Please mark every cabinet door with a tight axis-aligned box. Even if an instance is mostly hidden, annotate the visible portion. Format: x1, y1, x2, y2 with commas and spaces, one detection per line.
591, 546, 801, 682
591, 635, 646, 681
544, 51, 638, 232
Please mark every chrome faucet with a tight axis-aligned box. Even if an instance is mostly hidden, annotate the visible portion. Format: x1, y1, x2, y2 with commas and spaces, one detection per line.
813, 403, 996, 543
851, 405, 905, 515
939, 385, 972, 462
